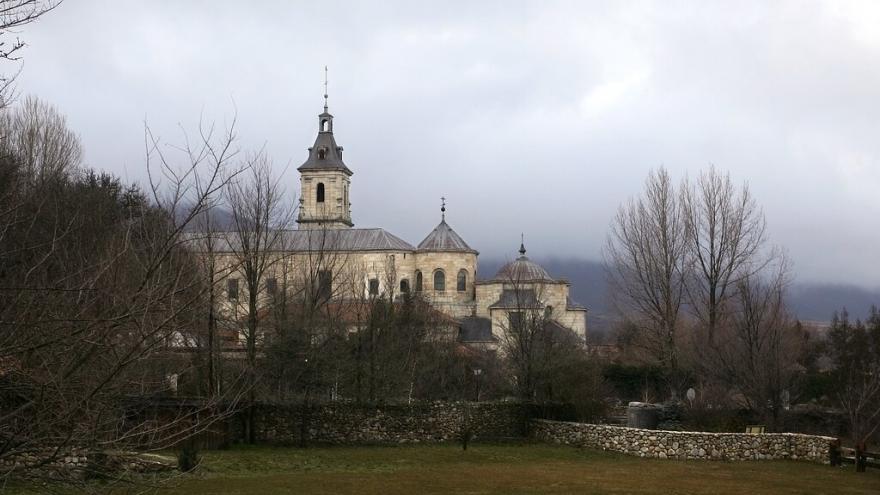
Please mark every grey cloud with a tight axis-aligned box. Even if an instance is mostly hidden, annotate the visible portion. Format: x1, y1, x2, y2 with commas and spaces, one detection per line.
11, 0, 880, 287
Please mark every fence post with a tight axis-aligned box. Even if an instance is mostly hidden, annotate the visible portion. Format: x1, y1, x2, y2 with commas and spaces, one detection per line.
829, 438, 841, 467
855, 441, 866, 473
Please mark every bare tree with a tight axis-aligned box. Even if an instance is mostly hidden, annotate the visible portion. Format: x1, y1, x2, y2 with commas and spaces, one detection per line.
701, 258, 805, 428
495, 280, 551, 400
0, 2, 62, 107
604, 168, 689, 380
224, 153, 294, 442
681, 166, 771, 343
0, 95, 81, 182
262, 225, 356, 405
169, 115, 242, 398
0, 101, 244, 485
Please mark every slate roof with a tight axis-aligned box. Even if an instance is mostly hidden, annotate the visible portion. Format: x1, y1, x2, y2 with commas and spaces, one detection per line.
417, 220, 477, 253
298, 112, 353, 175
566, 296, 587, 311
184, 228, 416, 253
488, 289, 543, 309
492, 256, 555, 282
457, 316, 496, 343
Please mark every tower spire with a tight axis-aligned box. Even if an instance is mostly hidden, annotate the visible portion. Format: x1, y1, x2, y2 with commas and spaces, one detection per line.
441, 196, 446, 221
519, 233, 526, 257
323, 65, 329, 112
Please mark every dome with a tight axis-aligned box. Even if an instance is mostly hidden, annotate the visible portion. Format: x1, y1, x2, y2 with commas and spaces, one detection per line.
493, 242, 554, 282
417, 219, 477, 253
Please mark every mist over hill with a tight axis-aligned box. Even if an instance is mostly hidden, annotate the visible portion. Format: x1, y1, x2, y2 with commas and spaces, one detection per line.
477, 257, 880, 329
787, 284, 880, 322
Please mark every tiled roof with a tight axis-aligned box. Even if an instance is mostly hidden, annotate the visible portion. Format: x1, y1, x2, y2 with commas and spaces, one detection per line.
417, 220, 477, 253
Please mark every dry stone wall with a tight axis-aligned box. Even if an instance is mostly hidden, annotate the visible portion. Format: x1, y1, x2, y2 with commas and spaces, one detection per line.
531, 419, 835, 463
245, 401, 528, 445
2, 449, 175, 479
1, 447, 91, 474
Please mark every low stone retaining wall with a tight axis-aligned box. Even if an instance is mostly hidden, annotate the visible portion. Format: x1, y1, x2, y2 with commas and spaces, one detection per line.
531, 420, 836, 464
244, 401, 531, 445
1, 447, 91, 474
1, 449, 175, 479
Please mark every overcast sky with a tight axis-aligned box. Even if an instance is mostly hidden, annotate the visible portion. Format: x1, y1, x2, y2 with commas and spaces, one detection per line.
11, 1, 880, 287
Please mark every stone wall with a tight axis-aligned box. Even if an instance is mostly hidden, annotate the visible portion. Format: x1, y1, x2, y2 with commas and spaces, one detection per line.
531, 419, 836, 464
242, 401, 528, 445
1, 447, 91, 475
2, 449, 175, 479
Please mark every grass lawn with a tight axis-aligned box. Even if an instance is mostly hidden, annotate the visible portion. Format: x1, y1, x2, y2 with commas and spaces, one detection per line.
158, 443, 878, 495
9, 443, 880, 494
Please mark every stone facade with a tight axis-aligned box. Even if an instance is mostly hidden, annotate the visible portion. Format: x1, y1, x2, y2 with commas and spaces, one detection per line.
412, 251, 478, 318
475, 279, 586, 341
531, 420, 836, 464
298, 172, 352, 228
240, 401, 529, 445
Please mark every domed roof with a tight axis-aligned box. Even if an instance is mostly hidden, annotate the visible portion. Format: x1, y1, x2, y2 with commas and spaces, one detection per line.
494, 241, 554, 282
417, 219, 477, 253
418, 202, 477, 253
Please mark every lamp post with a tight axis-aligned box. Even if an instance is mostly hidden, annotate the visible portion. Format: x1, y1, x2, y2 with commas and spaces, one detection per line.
473, 368, 482, 402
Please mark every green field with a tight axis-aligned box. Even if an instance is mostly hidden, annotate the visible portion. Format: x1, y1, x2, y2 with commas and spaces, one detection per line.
10, 443, 880, 494
152, 443, 880, 494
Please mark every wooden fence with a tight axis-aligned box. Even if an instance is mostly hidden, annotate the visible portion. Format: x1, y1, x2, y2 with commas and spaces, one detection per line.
831, 441, 880, 472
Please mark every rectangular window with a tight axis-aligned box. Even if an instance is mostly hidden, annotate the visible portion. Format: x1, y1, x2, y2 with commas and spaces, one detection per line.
508, 311, 524, 333
368, 278, 379, 296
317, 270, 332, 300
227, 278, 239, 300
266, 277, 278, 296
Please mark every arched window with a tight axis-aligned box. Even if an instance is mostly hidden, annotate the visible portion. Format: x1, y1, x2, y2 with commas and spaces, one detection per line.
400, 279, 410, 293
415, 271, 423, 292
318, 147, 326, 159
457, 269, 467, 292
321, 119, 330, 132
433, 269, 445, 292
317, 183, 325, 203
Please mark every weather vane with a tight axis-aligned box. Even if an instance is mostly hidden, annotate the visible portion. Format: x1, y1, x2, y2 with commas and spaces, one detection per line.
323, 65, 329, 111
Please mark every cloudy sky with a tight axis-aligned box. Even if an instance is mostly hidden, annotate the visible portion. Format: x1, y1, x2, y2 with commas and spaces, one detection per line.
11, 1, 880, 287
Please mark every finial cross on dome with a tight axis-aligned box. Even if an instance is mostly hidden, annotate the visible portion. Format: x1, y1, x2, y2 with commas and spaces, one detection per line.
519, 233, 527, 257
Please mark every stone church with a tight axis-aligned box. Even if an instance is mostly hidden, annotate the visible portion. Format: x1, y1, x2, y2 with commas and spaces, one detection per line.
206, 97, 587, 349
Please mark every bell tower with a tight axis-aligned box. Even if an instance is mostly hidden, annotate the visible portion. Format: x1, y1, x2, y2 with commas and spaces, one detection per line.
297, 68, 353, 229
